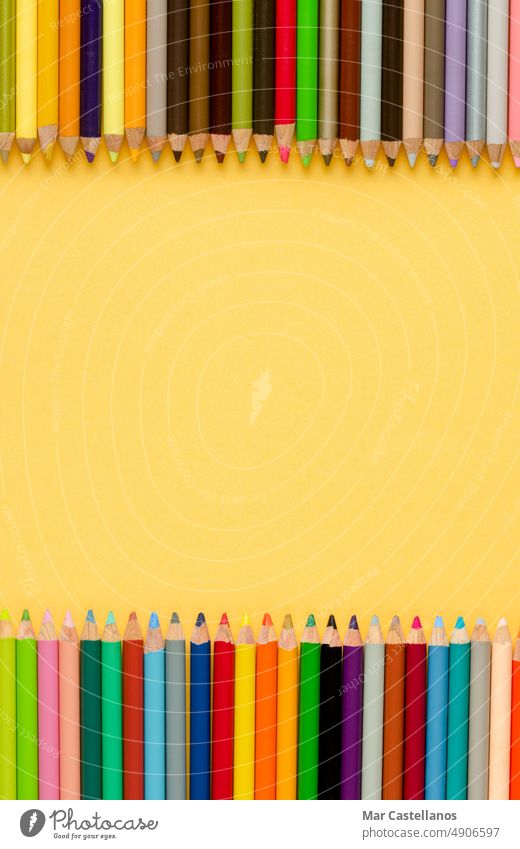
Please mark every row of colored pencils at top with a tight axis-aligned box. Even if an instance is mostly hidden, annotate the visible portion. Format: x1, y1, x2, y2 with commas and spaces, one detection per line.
1, 609, 520, 802
3, 0, 520, 168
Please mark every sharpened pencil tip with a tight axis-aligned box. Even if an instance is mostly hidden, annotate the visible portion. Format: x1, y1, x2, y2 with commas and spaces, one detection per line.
279, 146, 290, 163
106, 611, 116, 625
258, 150, 268, 163
407, 152, 417, 168
327, 613, 337, 628
242, 612, 250, 625
302, 154, 312, 167
455, 615, 465, 629
194, 148, 204, 163
219, 612, 229, 625
262, 612, 273, 626
428, 154, 438, 167
364, 158, 375, 169
215, 151, 225, 164
151, 149, 162, 163
129, 611, 137, 621
497, 616, 508, 627
149, 611, 159, 629
449, 158, 458, 168
390, 614, 401, 628
21, 152, 31, 164
514, 156, 520, 168
0, 150, 9, 164
128, 148, 139, 163
173, 150, 182, 163
86, 609, 95, 623
196, 611, 206, 626
64, 609, 74, 627
0, 609, 9, 620
349, 614, 359, 630
491, 161, 500, 169
434, 615, 444, 628
370, 614, 380, 625
108, 150, 119, 163
237, 151, 246, 163
283, 613, 293, 629
470, 155, 480, 168
411, 615, 421, 629
42, 609, 52, 623
22, 609, 30, 621
305, 613, 316, 627
386, 157, 396, 167
475, 617, 486, 625
171, 611, 180, 623
322, 153, 332, 166
84, 150, 95, 164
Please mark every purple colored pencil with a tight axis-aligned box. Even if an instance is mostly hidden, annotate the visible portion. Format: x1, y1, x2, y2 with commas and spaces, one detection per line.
80, 0, 102, 162
444, 0, 466, 166
341, 615, 364, 799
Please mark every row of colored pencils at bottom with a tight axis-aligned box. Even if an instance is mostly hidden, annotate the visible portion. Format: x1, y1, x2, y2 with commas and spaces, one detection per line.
1, 608, 519, 801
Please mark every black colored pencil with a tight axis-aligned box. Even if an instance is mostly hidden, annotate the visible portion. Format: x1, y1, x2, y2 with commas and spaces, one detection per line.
167, 0, 189, 160
253, 0, 276, 161
318, 614, 343, 799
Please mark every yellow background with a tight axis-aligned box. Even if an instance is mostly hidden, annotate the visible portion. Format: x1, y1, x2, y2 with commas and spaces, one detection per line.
0, 145, 519, 641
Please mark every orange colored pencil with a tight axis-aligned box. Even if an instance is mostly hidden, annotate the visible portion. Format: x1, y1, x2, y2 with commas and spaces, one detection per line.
511, 628, 520, 799
124, 0, 146, 159
254, 613, 278, 799
276, 614, 298, 799
58, 0, 80, 159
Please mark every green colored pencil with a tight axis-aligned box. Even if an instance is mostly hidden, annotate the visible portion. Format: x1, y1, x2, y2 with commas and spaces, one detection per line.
0, 610, 16, 798
101, 612, 123, 799
81, 610, 102, 800
232, 0, 254, 160
16, 609, 38, 800
446, 616, 471, 800
0, 0, 15, 161
296, 0, 319, 165
297, 614, 320, 799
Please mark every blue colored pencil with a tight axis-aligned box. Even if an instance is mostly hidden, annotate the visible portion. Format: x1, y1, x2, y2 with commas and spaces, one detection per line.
144, 612, 166, 800
190, 612, 211, 799
425, 615, 449, 799
446, 616, 471, 800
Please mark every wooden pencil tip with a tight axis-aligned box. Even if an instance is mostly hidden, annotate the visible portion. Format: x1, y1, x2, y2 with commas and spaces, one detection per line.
129, 611, 137, 620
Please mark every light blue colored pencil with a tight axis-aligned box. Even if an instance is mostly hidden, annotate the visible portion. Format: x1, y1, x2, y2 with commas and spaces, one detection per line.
144, 612, 166, 799
425, 615, 449, 799
360, 0, 383, 167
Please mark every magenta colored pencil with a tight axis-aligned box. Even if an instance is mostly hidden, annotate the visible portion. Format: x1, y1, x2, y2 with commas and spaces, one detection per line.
341, 615, 363, 799
38, 610, 60, 799
274, 0, 297, 161
444, 0, 466, 166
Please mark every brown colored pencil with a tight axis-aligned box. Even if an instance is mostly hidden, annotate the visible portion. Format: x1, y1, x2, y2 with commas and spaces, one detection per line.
210, 0, 232, 161
382, 615, 405, 799
339, 0, 361, 164
189, 0, 210, 160
381, 0, 403, 165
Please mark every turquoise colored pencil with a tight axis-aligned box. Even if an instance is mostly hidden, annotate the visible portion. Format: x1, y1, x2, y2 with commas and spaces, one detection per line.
144, 612, 166, 800
101, 612, 123, 800
424, 615, 449, 799
446, 616, 471, 800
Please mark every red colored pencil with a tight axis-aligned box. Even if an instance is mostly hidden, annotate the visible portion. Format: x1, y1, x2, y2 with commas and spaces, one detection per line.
511, 628, 520, 799
403, 616, 427, 800
122, 612, 144, 799
274, 0, 297, 162
211, 613, 235, 799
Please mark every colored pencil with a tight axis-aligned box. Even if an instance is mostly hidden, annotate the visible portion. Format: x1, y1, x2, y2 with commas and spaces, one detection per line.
318, 614, 342, 798
466, 0, 488, 166
124, 0, 147, 158
423, 0, 445, 165
253, 0, 275, 160
0, 610, 16, 799
144, 612, 165, 799
17, 610, 38, 799
341, 614, 363, 799
101, 612, 123, 799
488, 618, 512, 799
403, 615, 426, 800
254, 613, 277, 799
38, 610, 59, 799
234, 614, 256, 799
190, 612, 211, 799
361, 614, 385, 800
167, 0, 189, 160
103, 0, 125, 161
37, 0, 59, 159
402, 0, 423, 166
382, 615, 405, 799
360, 0, 383, 167
339, 0, 361, 164
80, 0, 102, 161
274, 0, 297, 161
165, 612, 186, 800
318, 0, 340, 163
446, 616, 471, 800
190, 0, 211, 160
297, 614, 320, 800
80, 610, 101, 799
232, 0, 254, 160
58, 0, 80, 160
122, 612, 144, 800
212, 612, 234, 800
444, 0, 466, 167
424, 615, 449, 800
210, 0, 232, 161
486, 0, 508, 168
511, 627, 520, 799
16, 0, 37, 161
381, 0, 403, 165
0, 0, 15, 160
296, 0, 319, 165
467, 618, 491, 800
59, 611, 80, 800
510, 0, 520, 165
147, 0, 168, 160
276, 613, 298, 799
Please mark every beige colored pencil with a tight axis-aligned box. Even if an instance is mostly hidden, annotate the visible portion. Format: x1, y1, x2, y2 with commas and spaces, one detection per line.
488, 618, 512, 799
402, 0, 424, 167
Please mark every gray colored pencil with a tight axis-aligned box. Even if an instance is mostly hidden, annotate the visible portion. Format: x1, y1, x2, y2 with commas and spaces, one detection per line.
318, 0, 340, 164
466, 0, 487, 166
361, 615, 385, 800
467, 619, 491, 799
423, 0, 445, 165
165, 612, 186, 799
147, 0, 168, 160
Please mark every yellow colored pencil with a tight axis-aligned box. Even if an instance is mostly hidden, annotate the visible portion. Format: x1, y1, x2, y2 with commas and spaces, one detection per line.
16, 0, 37, 161
37, 0, 59, 159
234, 614, 256, 799
276, 614, 299, 799
103, 0, 125, 161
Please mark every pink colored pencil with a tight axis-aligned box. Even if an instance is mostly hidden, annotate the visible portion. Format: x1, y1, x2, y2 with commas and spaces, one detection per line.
38, 609, 60, 799
59, 610, 81, 799
509, 0, 520, 165
274, 0, 297, 162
